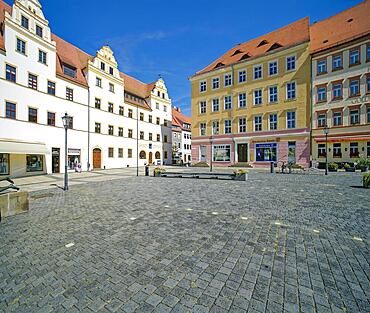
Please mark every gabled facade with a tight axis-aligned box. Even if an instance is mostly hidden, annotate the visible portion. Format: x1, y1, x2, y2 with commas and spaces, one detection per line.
172, 107, 191, 164
0, 0, 172, 178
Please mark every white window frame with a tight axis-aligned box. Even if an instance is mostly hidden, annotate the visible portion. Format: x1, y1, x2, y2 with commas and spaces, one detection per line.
212, 98, 220, 112
238, 69, 247, 83
268, 86, 278, 103
286, 111, 296, 129
224, 95, 232, 110
286, 55, 296, 71
199, 80, 207, 93
212, 77, 220, 90
268, 60, 278, 76
254, 115, 262, 132
38, 49, 47, 65
254, 89, 263, 105
239, 117, 247, 133
269, 113, 278, 130
224, 119, 232, 134
212, 120, 220, 135
16, 37, 26, 55
238, 93, 247, 108
224, 73, 232, 87
200, 123, 206, 136
286, 81, 296, 100
253, 64, 263, 80
199, 101, 207, 114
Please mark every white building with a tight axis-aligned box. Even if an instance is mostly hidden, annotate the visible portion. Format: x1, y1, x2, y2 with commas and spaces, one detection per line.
172, 107, 191, 164
0, 0, 172, 178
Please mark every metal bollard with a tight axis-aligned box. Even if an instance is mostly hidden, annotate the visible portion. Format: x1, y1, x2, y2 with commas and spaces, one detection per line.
145, 165, 149, 176
270, 162, 275, 173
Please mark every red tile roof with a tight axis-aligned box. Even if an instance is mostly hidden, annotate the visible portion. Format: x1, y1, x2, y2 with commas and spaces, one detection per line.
310, 0, 370, 53
172, 107, 191, 130
193, 17, 310, 77
119, 72, 155, 99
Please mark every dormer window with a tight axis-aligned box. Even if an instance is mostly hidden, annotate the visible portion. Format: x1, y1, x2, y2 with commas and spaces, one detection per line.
21, 15, 29, 30
231, 49, 242, 56
257, 40, 268, 47
36, 25, 43, 38
101, 62, 105, 71
109, 67, 114, 75
62, 64, 76, 78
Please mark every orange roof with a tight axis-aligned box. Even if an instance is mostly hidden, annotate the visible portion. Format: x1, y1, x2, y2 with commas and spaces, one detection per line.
310, 0, 370, 53
194, 17, 310, 77
172, 107, 191, 130
0, 0, 11, 52
119, 72, 155, 99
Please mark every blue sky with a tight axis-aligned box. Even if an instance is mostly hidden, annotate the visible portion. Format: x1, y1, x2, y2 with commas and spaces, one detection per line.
5, 0, 362, 116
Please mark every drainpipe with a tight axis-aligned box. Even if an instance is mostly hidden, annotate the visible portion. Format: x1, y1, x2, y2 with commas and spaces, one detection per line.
136, 104, 139, 176
309, 53, 313, 168
87, 86, 91, 171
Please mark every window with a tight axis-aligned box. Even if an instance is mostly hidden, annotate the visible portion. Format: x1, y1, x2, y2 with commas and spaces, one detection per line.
119, 106, 124, 116
200, 123, 206, 136
367, 75, 370, 93
367, 44, 370, 62
224, 74, 232, 86
162, 93, 166, 99
255, 143, 277, 162
164, 135, 168, 143
164, 151, 168, 159
368, 141, 370, 156
140, 112, 144, 121
333, 143, 342, 158
332, 54, 342, 70
349, 48, 360, 66
108, 103, 114, 113
239, 118, 246, 133
16, 38, 26, 54
317, 113, 327, 128
163, 105, 167, 112
128, 109, 133, 118
212, 121, 219, 135
109, 83, 115, 93
157, 91, 160, 97
101, 62, 106, 71
157, 134, 160, 142
317, 86, 327, 102
118, 127, 123, 137
156, 102, 160, 110
239, 93, 247, 108
224, 96, 232, 110
156, 117, 160, 125
212, 77, 220, 89
95, 122, 101, 133
47, 112, 55, 126
224, 120, 232, 134
62, 64, 76, 78
140, 131, 144, 140
254, 89, 262, 105
332, 83, 342, 99
38, 50, 47, 65
21, 15, 29, 29
128, 129, 133, 138
36, 25, 43, 38
269, 61, 278, 76
254, 116, 262, 131
109, 67, 114, 75
286, 56, 296, 71
333, 111, 342, 126
108, 147, 114, 158
213, 145, 231, 162
269, 86, 278, 103
0, 154, 10, 175
118, 148, 123, 158
26, 155, 43, 172
349, 79, 360, 97
350, 142, 359, 158
367, 106, 370, 123
286, 82, 296, 100
254, 65, 262, 79
108, 125, 114, 135
96, 77, 102, 87
318, 144, 326, 157
200, 101, 207, 114
164, 120, 168, 127
47, 81, 56, 95
200, 81, 207, 92
66, 87, 73, 101
6, 102, 16, 119
28, 108, 37, 123
149, 115, 152, 123
239, 70, 246, 83
287, 111, 296, 129
212, 99, 220, 112
149, 133, 153, 141
128, 149, 133, 158
28, 73, 37, 89
6, 64, 16, 82
269, 114, 278, 130
67, 117, 73, 129
317, 59, 327, 75
94, 98, 101, 109
350, 109, 360, 125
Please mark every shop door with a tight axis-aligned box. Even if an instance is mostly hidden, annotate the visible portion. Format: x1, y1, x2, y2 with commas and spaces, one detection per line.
93, 148, 101, 169
237, 144, 248, 163
52, 148, 60, 173
149, 152, 153, 165
200, 146, 207, 162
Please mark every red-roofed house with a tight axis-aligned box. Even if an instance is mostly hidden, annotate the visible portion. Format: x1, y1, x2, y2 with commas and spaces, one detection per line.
172, 107, 192, 164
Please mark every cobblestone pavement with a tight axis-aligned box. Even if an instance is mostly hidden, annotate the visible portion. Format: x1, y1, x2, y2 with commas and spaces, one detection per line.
0, 171, 369, 313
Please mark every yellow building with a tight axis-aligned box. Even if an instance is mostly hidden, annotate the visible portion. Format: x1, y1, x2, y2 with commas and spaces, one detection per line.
190, 18, 311, 168
310, 1, 370, 168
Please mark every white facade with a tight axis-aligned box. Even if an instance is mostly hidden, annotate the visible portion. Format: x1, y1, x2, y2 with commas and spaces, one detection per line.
171, 107, 192, 164
0, 0, 172, 178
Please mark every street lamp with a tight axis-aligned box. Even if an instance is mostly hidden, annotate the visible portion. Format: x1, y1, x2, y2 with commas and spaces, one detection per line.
323, 125, 329, 176
62, 112, 72, 190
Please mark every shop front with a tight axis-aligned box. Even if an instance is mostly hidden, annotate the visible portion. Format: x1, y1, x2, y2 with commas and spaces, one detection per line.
255, 143, 277, 163
67, 148, 81, 171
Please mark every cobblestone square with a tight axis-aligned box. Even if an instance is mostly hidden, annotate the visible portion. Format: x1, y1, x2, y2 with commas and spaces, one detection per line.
0, 171, 369, 312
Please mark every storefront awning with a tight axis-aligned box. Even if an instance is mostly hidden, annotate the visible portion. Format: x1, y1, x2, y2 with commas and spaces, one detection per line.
0, 140, 50, 155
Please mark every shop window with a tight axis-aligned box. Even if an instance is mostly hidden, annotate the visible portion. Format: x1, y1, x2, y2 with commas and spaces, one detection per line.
255, 143, 277, 162
213, 145, 231, 162
68, 149, 81, 170
0, 154, 10, 175
26, 155, 43, 172
350, 142, 359, 158
333, 143, 342, 158
288, 142, 296, 164
318, 144, 326, 157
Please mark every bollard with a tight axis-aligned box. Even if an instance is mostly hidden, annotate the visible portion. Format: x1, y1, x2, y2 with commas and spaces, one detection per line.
145, 165, 149, 176
270, 161, 275, 174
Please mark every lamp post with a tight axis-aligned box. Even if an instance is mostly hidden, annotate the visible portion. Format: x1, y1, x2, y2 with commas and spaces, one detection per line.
323, 125, 329, 176
62, 113, 71, 190
136, 104, 139, 177
210, 136, 213, 173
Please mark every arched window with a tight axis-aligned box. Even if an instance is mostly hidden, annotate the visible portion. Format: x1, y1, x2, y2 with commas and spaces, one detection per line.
139, 151, 146, 159
155, 152, 160, 159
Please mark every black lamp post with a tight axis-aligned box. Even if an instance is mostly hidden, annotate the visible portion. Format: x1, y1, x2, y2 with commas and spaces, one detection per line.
323, 125, 329, 176
62, 113, 72, 190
